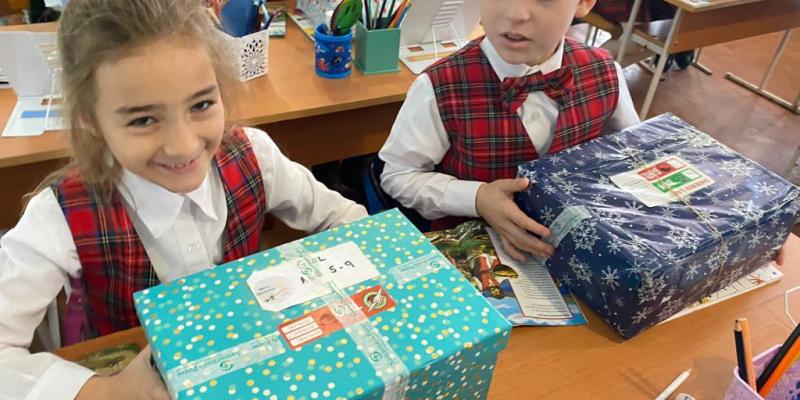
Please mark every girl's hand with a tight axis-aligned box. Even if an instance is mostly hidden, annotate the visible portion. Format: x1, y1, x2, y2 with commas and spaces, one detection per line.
475, 178, 554, 262
77, 346, 169, 400
776, 245, 787, 266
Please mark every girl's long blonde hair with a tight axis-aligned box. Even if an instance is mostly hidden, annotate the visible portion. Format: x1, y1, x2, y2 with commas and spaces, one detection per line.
29, 0, 240, 204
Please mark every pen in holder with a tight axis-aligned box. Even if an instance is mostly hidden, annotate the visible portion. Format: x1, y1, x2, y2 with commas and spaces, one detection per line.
314, 24, 352, 79
354, 21, 400, 75
725, 344, 800, 399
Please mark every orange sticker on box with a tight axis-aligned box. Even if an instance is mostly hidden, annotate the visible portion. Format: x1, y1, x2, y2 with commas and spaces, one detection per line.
278, 285, 395, 350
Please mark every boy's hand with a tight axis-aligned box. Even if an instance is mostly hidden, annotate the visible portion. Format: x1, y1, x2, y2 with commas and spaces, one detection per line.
476, 178, 554, 262
77, 346, 169, 400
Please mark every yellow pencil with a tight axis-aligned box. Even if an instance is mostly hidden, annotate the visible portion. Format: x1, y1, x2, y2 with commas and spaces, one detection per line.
737, 318, 757, 389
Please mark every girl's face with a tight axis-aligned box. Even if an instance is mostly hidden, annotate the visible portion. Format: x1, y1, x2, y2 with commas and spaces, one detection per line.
92, 35, 226, 194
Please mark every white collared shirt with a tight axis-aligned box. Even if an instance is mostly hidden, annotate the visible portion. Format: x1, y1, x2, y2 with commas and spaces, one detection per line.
0, 127, 367, 400
378, 37, 640, 220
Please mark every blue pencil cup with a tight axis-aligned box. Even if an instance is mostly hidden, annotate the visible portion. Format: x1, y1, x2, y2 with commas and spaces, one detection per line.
313, 24, 352, 79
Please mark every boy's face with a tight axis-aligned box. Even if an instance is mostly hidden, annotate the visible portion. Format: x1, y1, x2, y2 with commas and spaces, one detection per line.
92, 35, 226, 194
481, 0, 596, 66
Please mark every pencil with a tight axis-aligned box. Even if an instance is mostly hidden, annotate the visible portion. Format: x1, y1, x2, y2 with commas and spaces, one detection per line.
757, 321, 800, 390
734, 322, 748, 383
387, 0, 406, 29
738, 318, 757, 389
376, 0, 388, 30
759, 328, 800, 396
363, 0, 371, 30
383, 0, 396, 29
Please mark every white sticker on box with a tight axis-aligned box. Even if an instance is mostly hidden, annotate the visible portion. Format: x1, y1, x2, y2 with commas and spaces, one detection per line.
247, 241, 379, 312
610, 155, 715, 207
546, 205, 592, 248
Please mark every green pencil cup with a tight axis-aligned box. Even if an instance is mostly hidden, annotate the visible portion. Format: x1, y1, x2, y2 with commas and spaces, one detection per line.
354, 21, 401, 75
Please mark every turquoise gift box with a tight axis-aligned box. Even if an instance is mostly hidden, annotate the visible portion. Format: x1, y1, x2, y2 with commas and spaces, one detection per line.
133, 210, 512, 400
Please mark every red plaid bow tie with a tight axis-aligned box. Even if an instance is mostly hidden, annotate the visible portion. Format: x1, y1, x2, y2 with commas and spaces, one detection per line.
501, 66, 575, 113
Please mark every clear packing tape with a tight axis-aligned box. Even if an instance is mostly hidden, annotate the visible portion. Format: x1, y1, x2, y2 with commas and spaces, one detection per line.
276, 241, 410, 400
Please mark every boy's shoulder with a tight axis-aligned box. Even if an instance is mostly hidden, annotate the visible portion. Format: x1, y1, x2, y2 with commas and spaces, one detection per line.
562, 37, 615, 66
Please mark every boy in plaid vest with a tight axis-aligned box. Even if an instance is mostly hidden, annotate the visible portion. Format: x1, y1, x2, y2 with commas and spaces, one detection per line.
379, 0, 639, 262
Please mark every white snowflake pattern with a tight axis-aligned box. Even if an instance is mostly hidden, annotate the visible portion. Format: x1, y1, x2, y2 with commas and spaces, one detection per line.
554, 168, 570, 177
662, 252, 680, 265
687, 132, 718, 148
596, 210, 626, 228
547, 153, 565, 166
597, 175, 613, 186
572, 221, 599, 251
626, 259, 654, 278
769, 215, 783, 228
632, 306, 654, 324
643, 220, 657, 232
709, 196, 725, 206
731, 221, 748, 236
517, 168, 538, 184
540, 206, 556, 226
755, 182, 778, 197
732, 200, 765, 222
656, 208, 675, 219
747, 230, 766, 249
575, 159, 587, 167
625, 201, 644, 214
666, 226, 701, 252
543, 183, 557, 195
627, 236, 649, 255
783, 198, 800, 217
638, 273, 667, 305
559, 273, 574, 287
607, 238, 622, 254
685, 262, 702, 280
568, 256, 593, 283
591, 193, 607, 205
600, 266, 621, 290
558, 181, 580, 196
720, 160, 755, 177
593, 150, 607, 161
772, 230, 790, 247
614, 297, 626, 308
624, 158, 643, 169
694, 152, 712, 164
657, 299, 685, 321
705, 243, 731, 272
721, 180, 744, 193
695, 208, 714, 222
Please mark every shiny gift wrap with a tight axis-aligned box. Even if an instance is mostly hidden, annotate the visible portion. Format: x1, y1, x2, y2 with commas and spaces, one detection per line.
134, 210, 511, 399
515, 114, 800, 338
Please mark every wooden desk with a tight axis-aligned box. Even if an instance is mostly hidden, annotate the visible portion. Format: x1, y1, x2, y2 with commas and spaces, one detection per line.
0, 12, 418, 227
55, 235, 800, 398
614, 0, 800, 119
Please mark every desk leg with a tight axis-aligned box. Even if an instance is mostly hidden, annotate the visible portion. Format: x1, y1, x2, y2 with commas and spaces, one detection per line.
615, 0, 643, 63
691, 48, 713, 76
724, 29, 800, 115
639, 8, 684, 120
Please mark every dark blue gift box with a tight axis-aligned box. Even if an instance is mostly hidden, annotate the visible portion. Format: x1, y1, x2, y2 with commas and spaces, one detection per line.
515, 114, 800, 338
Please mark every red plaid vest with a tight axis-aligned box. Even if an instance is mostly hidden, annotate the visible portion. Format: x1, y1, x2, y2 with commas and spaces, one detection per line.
53, 127, 266, 336
426, 37, 619, 229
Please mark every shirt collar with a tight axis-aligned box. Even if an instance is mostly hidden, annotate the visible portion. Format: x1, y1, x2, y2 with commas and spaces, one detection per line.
479, 37, 564, 82
117, 166, 219, 239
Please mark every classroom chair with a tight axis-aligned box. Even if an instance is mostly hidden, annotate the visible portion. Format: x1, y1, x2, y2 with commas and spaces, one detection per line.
363, 156, 431, 232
